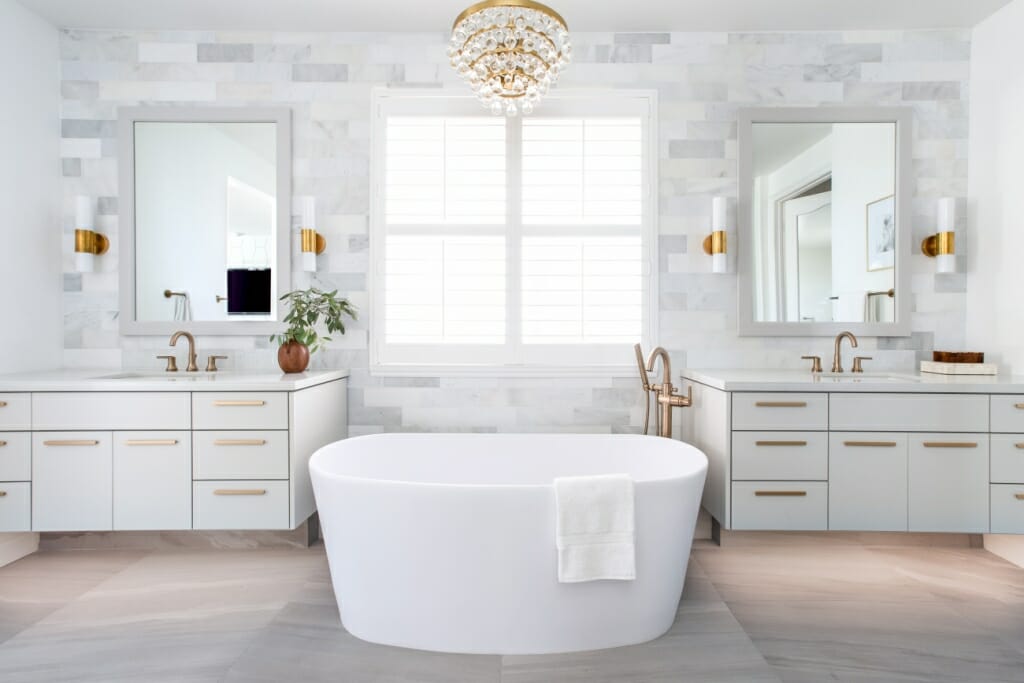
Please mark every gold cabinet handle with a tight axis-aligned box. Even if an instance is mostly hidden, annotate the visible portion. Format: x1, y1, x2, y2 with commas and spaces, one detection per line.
213, 439, 267, 446
755, 490, 807, 497
0, 491, 6, 497
755, 440, 808, 447
213, 489, 267, 496
844, 441, 898, 447
43, 439, 99, 446
1015, 443, 1024, 450
923, 442, 978, 449
1016, 493, 1024, 501
1015, 404, 1024, 409
213, 400, 266, 407
124, 439, 179, 446
0, 401, 7, 407
0, 440, 6, 447
755, 401, 808, 408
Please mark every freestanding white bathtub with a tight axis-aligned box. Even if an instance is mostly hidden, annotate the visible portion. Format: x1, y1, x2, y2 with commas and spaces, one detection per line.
309, 433, 708, 655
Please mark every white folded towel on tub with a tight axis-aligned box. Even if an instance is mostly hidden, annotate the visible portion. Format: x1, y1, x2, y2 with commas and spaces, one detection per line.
553, 473, 636, 583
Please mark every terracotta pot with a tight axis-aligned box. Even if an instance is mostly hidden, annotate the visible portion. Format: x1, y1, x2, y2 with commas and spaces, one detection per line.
277, 341, 310, 373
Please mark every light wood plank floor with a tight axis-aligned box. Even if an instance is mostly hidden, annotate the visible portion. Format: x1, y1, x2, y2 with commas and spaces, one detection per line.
0, 539, 1022, 681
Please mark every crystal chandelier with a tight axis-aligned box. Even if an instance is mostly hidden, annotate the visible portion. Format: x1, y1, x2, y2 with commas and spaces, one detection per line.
448, 0, 572, 116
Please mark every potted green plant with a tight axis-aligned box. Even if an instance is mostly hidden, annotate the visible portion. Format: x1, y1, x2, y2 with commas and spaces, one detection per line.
271, 288, 357, 373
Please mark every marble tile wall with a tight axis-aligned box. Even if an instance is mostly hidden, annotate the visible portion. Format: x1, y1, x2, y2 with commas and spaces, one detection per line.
58, 28, 971, 435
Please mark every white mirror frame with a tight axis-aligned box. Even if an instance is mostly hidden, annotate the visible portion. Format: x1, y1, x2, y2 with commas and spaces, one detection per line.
737, 107, 913, 338
118, 107, 292, 336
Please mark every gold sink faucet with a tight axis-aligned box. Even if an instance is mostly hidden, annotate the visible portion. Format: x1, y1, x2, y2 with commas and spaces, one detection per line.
635, 344, 692, 439
831, 331, 858, 373
169, 331, 199, 372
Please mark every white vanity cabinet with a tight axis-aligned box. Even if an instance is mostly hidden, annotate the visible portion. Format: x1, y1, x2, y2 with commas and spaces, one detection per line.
0, 371, 347, 534
684, 371, 1024, 535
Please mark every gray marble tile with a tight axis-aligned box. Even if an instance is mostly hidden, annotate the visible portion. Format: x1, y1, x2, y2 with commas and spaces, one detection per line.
222, 601, 502, 683
197, 43, 254, 62
293, 64, 350, 82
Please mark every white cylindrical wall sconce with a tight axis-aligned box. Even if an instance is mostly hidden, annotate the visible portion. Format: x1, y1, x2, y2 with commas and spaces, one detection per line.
703, 196, 730, 274
299, 196, 326, 273
73, 196, 108, 273
922, 197, 956, 274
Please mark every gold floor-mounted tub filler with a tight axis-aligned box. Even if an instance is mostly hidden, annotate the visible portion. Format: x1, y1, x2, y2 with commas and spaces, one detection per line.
634, 344, 692, 439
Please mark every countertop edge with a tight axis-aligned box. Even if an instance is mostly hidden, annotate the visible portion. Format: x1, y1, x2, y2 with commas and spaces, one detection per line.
0, 369, 350, 393
680, 369, 1024, 394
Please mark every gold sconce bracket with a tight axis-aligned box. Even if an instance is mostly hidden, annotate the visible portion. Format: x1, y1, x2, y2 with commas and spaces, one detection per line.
74, 229, 110, 256
702, 230, 727, 256
921, 231, 954, 258
301, 228, 327, 255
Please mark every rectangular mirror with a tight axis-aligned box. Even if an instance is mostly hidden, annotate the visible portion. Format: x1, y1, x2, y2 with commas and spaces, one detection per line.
738, 108, 911, 337
119, 108, 291, 335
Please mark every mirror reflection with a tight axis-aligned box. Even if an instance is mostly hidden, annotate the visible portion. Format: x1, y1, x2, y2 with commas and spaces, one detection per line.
751, 122, 896, 323
134, 121, 278, 322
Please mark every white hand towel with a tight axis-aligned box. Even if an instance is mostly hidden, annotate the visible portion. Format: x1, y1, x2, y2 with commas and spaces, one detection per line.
836, 291, 867, 323
553, 473, 635, 583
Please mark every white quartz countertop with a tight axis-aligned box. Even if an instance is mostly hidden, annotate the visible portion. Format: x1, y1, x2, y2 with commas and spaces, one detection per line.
681, 368, 1024, 394
0, 369, 349, 392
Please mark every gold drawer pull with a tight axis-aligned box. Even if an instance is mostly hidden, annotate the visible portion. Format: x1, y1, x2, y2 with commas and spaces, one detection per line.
923, 442, 978, 449
213, 400, 266, 407
213, 439, 267, 446
0, 401, 7, 407
0, 441, 6, 447
844, 441, 898, 448
214, 489, 267, 496
124, 439, 179, 446
43, 439, 99, 446
1016, 493, 1024, 501
1015, 443, 1024, 450
1015, 404, 1024, 409
755, 401, 807, 408
755, 490, 807, 497
0, 491, 6, 497
755, 440, 807, 447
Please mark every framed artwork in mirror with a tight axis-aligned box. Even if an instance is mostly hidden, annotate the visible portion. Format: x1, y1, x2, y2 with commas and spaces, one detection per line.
866, 194, 896, 272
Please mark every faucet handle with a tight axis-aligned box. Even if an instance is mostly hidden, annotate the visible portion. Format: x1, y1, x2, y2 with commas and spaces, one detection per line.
852, 356, 873, 374
801, 355, 823, 373
205, 355, 228, 372
157, 355, 178, 373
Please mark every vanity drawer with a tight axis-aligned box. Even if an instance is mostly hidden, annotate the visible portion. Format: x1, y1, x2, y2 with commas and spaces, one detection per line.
731, 394, 827, 431
0, 394, 31, 431
193, 431, 289, 480
731, 432, 827, 480
991, 485, 1024, 534
32, 393, 191, 430
991, 396, 1024, 433
830, 394, 989, 432
192, 393, 288, 430
731, 481, 828, 531
0, 433, 31, 481
991, 435, 1024, 483
193, 480, 289, 530
0, 482, 31, 532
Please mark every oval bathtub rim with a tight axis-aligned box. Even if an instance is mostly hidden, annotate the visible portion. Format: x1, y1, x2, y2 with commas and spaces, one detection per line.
309, 433, 709, 492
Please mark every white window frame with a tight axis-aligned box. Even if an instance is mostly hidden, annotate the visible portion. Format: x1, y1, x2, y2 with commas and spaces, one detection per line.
369, 88, 658, 377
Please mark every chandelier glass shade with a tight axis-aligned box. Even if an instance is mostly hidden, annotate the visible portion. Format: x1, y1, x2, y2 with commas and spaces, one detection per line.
448, 0, 571, 116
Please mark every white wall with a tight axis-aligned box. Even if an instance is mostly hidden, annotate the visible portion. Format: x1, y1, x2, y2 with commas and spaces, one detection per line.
969, 0, 1024, 567
0, 0, 60, 566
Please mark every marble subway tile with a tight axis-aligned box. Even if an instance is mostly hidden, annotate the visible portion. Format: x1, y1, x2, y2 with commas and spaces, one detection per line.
292, 64, 350, 82
198, 43, 255, 62
138, 42, 198, 63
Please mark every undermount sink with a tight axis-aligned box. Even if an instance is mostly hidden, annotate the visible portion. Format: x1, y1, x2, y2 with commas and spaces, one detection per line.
93, 372, 214, 381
